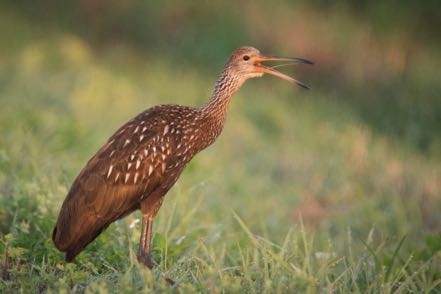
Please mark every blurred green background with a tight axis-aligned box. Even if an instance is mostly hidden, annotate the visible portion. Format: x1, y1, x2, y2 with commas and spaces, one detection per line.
0, 0, 440, 292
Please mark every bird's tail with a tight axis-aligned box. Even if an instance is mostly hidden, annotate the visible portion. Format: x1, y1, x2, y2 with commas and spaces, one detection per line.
52, 225, 81, 262
53, 214, 110, 262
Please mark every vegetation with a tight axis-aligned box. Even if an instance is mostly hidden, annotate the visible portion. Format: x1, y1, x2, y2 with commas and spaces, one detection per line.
0, 1, 440, 292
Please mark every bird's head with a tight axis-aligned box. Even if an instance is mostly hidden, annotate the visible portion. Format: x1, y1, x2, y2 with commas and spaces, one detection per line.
226, 46, 313, 89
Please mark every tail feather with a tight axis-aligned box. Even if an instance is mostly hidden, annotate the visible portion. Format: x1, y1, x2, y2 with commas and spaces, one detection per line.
63, 222, 110, 262
52, 162, 146, 261
52, 196, 139, 262
53, 209, 109, 262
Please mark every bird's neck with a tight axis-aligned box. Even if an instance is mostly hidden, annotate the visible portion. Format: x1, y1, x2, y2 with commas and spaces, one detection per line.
200, 68, 242, 120
197, 69, 243, 145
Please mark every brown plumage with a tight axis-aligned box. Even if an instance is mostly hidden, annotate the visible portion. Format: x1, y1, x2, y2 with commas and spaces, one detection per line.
53, 46, 312, 267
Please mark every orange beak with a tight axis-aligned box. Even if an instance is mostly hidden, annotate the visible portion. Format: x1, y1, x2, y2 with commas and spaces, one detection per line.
254, 55, 313, 89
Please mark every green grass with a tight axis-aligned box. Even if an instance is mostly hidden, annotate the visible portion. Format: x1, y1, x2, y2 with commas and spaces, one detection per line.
1, 4, 441, 293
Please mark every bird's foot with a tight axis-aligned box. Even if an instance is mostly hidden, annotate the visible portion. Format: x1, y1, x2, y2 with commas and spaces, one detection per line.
137, 254, 153, 269
137, 253, 176, 286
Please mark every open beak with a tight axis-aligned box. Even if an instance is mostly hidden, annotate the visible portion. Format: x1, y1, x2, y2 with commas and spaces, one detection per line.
254, 55, 313, 89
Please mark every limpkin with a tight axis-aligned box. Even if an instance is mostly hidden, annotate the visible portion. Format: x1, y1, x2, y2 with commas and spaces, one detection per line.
53, 46, 312, 268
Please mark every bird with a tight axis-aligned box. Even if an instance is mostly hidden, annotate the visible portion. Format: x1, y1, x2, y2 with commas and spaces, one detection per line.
52, 46, 312, 268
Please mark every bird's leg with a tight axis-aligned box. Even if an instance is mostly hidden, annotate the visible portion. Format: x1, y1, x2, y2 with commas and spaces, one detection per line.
137, 214, 154, 269
137, 192, 165, 269
137, 212, 176, 286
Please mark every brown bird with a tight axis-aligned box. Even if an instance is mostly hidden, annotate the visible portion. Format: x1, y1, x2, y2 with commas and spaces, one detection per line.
53, 46, 312, 268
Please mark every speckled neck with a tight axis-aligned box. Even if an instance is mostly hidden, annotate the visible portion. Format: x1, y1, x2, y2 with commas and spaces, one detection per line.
202, 67, 243, 118
197, 67, 244, 146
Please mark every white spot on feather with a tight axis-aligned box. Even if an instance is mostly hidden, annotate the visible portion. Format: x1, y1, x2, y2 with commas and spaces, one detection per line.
107, 165, 113, 178
114, 172, 120, 182
133, 126, 139, 134
125, 173, 130, 183
136, 160, 141, 170
109, 150, 115, 158
124, 139, 130, 147
127, 162, 132, 170
134, 172, 139, 184
144, 149, 148, 156
142, 126, 147, 132
148, 165, 154, 176
163, 125, 169, 135
139, 135, 144, 142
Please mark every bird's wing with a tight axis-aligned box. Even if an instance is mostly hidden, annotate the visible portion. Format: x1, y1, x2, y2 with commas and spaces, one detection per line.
54, 106, 172, 252
76, 106, 174, 214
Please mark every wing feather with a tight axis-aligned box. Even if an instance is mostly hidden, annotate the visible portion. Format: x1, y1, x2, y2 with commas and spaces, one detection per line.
53, 107, 169, 258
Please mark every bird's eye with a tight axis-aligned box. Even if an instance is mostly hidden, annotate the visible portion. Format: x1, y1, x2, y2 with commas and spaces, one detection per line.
243, 55, 250, 61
